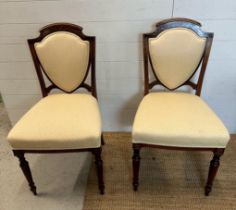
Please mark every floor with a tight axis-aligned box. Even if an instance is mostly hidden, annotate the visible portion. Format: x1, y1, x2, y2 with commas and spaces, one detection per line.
0, 103, 90, 210
83, 133, 236, 210
1, 101, 235, 210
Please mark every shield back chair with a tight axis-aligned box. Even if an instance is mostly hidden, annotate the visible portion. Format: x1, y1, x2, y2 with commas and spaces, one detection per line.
7, 23, 104, 195
132, 18, 230, 196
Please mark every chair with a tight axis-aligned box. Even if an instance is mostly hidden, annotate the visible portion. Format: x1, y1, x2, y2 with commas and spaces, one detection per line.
7, 23, 104, 195
132, 18, 230, 196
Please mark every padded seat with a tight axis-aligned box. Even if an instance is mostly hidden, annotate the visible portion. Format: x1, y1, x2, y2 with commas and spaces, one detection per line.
132, 92, 230, 148
8, 93, 102, 150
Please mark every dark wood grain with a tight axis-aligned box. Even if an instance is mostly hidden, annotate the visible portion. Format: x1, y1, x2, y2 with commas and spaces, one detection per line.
13, 150, 37, 195
205, 148, 225, 196
92, 147, 105, 194
132, 144, 141, 191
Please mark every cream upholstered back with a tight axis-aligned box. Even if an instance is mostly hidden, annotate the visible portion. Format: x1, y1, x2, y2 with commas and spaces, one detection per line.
149, 28, 206, 89
35, 31, 90, 92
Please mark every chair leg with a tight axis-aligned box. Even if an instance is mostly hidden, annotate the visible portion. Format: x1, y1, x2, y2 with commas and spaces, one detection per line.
13, 150, 37, 195
92, 147, 105, 194
101, 133, 105, 145
205, 148, 224, 196
132, 144, 141, 191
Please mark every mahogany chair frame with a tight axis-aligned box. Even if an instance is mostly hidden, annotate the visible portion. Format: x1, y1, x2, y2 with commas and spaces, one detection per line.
132, 18, 223, 196
13, 23, 104, 195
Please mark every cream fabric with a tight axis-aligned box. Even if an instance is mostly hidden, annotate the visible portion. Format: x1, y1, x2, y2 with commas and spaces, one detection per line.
149, 28, 206, 89
7, 93, 101, 150
132, 92, 230, 148
35, 32, 89, 92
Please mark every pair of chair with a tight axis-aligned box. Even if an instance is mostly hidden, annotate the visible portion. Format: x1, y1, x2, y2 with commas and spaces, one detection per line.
7, 18, 230, 197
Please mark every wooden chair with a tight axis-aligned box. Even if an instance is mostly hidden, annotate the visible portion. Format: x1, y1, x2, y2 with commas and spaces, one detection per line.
132, 18, 230, 196
7, 23, 104, 195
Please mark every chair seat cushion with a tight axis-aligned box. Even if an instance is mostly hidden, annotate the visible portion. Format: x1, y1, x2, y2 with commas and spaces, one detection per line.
7, 93, 102, 150
132, 92, 230, 148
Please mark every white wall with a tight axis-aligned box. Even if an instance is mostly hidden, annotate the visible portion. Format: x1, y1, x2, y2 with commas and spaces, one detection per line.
0, 0, 235, 133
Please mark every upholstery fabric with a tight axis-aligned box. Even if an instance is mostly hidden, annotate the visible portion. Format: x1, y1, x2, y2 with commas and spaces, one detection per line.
132, 92, 230, 148
7, 93, 101, 150
35, 32, 89, 92
149, 28, 206, 89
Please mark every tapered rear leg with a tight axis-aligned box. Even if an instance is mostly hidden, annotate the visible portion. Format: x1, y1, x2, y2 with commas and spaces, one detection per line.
92, 147, 105, 194
132, 144, 141, 191
101, 133, 105, 145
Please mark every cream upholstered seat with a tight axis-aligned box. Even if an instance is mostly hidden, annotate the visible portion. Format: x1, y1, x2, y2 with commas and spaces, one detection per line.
132, 92, 230, 148
132, 18, 230, 196
7, 23, 104, 195
8, 93, 101, 150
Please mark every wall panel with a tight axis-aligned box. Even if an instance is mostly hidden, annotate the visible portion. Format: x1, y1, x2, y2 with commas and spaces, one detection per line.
0, 0, 235, 133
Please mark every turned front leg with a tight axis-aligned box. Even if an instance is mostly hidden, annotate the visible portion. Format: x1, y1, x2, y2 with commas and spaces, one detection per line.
205, 148, 224, 196
13, 150, 37, 195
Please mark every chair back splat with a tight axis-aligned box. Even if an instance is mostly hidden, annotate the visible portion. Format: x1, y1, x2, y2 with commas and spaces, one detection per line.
143, 18, 213, 96
28, 23, 97, 97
